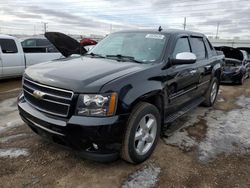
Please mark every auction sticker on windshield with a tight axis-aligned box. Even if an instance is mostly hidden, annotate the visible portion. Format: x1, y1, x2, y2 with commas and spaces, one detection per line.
145, 34, 165, 40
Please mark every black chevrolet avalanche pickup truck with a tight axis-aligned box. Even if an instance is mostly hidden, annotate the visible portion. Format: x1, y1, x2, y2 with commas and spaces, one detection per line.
18, 29, 223, 164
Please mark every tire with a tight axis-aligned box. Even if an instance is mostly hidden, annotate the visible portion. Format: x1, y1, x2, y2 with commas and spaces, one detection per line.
202, 78, 219, 107
121, 102, 161, 164
240, 76, 244, 85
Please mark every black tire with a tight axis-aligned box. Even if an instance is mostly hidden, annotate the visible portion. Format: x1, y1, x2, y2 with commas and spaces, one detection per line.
202, 78, 219, 107
240, 76, 244, 85
121, 102, 161, 164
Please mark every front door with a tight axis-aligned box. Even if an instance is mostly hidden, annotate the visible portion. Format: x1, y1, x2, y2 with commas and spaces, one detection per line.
165, 35, 199, 114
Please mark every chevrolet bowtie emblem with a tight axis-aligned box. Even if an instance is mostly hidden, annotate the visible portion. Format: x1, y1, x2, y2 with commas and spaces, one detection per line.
32, 90, 46, 100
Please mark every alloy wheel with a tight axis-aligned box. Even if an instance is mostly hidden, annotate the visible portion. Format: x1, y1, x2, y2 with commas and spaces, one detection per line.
134, 114, 157, 155
210, 81, 218, 103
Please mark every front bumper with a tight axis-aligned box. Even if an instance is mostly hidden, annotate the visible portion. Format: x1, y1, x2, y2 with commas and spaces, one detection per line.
220, 71, 243, 83
18, 95, 127, 162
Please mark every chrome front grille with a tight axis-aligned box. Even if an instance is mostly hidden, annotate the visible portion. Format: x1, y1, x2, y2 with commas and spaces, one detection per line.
23, 78, 74, 117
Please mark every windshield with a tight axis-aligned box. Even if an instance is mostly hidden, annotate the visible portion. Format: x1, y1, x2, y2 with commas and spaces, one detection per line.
88, 32, 167, 63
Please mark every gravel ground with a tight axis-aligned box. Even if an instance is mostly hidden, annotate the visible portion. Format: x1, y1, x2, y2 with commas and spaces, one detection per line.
0, 78, 250, 188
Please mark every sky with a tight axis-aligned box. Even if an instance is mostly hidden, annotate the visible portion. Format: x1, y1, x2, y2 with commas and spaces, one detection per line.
0, 0, 250, 39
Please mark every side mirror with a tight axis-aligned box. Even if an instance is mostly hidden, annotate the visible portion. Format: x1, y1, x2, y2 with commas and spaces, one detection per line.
171, 52, 197, 65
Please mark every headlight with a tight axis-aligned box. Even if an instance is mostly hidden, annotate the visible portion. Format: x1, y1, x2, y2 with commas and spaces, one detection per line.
232, 67, 241, 73
76, 93, 117, 116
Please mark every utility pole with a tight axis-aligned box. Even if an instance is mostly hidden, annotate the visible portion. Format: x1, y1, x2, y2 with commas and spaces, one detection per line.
183, 17, 187, 30
33, 25, 36, 35
42, 22, 48, 33
110, 24, 113, 33
216, 22, 220, 39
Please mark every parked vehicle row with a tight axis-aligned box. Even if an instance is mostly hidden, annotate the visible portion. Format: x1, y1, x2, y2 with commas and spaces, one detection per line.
0, 34, 98, 79
215, 46, 250, 84
0, 34, 62, 79
18, 29, 224, 164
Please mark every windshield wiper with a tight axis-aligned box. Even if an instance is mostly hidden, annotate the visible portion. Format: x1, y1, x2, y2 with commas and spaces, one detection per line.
85, 52, 105, 58
106, 54, 143, 64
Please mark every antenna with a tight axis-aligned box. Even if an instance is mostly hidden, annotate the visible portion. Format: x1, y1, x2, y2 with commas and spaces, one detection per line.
158, 26, 162, 32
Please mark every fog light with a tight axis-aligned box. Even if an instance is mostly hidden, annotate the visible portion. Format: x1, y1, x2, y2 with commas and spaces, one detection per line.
92, 143, 98, 150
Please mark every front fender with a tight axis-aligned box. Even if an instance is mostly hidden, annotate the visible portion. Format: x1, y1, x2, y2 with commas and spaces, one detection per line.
100, 64, 165, 114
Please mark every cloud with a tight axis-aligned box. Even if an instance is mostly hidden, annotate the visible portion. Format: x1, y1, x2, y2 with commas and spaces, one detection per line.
0, 0, 249, 38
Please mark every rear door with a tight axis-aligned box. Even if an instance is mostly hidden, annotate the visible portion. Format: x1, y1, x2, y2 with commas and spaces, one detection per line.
0, 38, 25, 77
189, 36, 211, 97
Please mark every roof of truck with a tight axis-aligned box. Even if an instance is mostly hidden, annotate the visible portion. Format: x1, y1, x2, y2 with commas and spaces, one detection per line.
115, 29, 205, 37
0, 34, 17, 40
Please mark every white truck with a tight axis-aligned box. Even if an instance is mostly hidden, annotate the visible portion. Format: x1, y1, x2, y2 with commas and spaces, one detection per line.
0, 34, 62, 79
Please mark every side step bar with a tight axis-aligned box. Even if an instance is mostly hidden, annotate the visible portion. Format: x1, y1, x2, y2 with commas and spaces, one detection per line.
164, 97, 205, 124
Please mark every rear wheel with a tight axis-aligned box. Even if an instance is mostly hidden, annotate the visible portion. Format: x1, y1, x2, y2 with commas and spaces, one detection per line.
121, 102, 161, 164
202, 78, 219, 107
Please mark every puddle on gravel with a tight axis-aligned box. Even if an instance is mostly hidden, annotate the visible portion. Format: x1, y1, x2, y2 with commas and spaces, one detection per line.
0, 97, 18, 116
0, 97, 23, 134
0, 133, 29, 143
164, 95, 250, 163
0, 117, 24, 134
122, 163, 161, 188
0, 148, 29, 158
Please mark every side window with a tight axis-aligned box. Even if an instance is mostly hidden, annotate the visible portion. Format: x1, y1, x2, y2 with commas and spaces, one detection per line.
190, 37, 206, 60
36, 39, 50, 46
22, 39, 36, 47
0, 39, 18, 53
172, 37, 190, 58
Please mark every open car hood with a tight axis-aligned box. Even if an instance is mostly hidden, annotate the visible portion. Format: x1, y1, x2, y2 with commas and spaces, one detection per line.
45, 32, 86, 57
215, 46, 243, 61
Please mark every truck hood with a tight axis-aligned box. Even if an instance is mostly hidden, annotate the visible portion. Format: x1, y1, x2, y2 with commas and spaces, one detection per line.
24, 56, 145, 93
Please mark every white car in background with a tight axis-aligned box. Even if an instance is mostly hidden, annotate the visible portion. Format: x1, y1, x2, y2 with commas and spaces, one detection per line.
0, 34, 62, 79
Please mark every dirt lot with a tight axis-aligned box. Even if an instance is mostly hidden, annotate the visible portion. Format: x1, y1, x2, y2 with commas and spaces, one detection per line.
0, 78, 250, 188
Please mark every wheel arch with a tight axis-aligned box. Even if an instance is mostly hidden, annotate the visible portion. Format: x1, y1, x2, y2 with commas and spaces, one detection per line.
212, 63, 222, 83
129, 90, 165, 126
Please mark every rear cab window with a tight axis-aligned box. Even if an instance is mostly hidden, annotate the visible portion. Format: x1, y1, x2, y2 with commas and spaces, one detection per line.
36, 39, 51, 47
0, 39, 18, 53
204, 38, 215, 58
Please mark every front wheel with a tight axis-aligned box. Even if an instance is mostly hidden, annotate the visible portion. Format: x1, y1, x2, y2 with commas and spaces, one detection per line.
202, 78, 219, 107
240, 75, 245, 85
121, 102, 161, 164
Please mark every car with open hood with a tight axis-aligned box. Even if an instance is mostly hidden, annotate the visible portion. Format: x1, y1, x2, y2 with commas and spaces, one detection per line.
215, 46, 250, 84
18, 30, 223, 163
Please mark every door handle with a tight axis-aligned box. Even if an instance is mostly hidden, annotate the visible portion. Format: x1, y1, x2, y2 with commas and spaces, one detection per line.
190, 70, 197, 74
